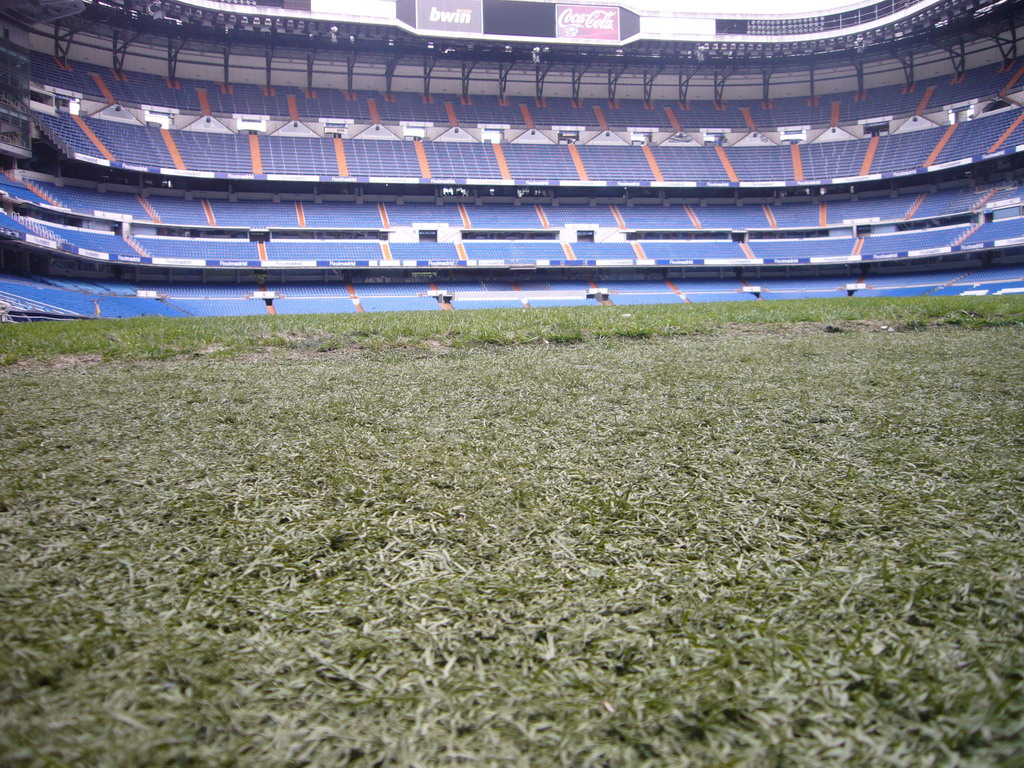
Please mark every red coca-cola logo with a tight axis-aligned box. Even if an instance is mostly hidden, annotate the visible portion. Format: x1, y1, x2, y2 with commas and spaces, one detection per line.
556, 4, 620, 40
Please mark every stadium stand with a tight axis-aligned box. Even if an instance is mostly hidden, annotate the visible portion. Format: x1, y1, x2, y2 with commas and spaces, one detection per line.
4, 7, 1023, 320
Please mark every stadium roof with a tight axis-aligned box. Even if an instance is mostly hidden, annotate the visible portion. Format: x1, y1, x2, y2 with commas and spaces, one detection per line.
8, 0, 1024, 99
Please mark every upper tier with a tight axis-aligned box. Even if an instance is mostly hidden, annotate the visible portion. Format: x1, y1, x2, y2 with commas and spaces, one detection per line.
30, 52, 1024, 133
34, 105, 1024, 186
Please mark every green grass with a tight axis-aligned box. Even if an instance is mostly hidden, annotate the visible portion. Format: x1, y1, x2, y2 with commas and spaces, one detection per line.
1, 298, 1023, 766
1, 295, 1022, 364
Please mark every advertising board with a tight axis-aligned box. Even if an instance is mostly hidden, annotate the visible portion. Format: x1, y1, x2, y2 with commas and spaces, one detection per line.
555, 4, 619, 40
416, 0, 483, 33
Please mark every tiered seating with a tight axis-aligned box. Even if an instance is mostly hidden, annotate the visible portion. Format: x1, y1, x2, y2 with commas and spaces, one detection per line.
145, 197, 209, 226
800, 141, 867, 180
526, 97, 597, 129
671, 277, 745, 293
344, 141, 423, 177
205, 82, 290, 119
423, 143, 501, 178
672, 101, 731, 128
89, 116, 176, 168
260, 136, 342, 176
770, 203, 823, 229
726, 145, 792, 182
165, 298, 268, 316
752, 98, 832, 131
569, 242, 637, 260
527, 279, 591, 291
29, 106, 1024, 184
33, 181, 151, 219
651, 146, 731, 183
0, 211, 43, 238
695, 205, 769, 230
388, 243, 460, 261
263, 241, 381, 260
29, 53, 1020, 141
858, 268, 973, 297
303, 202, 384, 229
358, 297, 442, 312
29, 53, 102, 99
452, 298, 526, 310
601, 101, 674, 132
463, 241, 564, 260
137, 283, 252, 298
383, 203, 465, 227
962, 216, 1024, 245
575, 146, 653, 181
945, 264, 1024, 292
971, 184, 1022, 209
935, 109, 1022, 165
38, 222, 140, 257
209, 200, 301, 227
756, 276, 850, 293
377, 92, 449, 124
135, 236, 260, 260
618, 206, 696, 230
871, 129, 941, 173
907, 188, 969, 219
596, 280, 682, 305
175, 132, 253, 173
352, 283, 432, 296
273, 297, 358, 315
43, 277, 136, 295
860, 224, 969, 255
293, 91, 372, 122
0, 273, 182, 317
598, 280, 675, 292
135, 283, 266, 316
544, 205, 619, 229
117, 73, 200, 113
464, 205, 543, 229
0, 176, 51, 206
502, 144, 580, 179
748, 237, 856, 259
7, 181, 1021, 245
827, 195, 915, 223
264, 283, 345, 297
640, 240, 747, 260
5, 263, 1023, 318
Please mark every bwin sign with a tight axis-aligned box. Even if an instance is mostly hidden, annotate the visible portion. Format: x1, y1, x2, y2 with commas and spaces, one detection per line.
417, 0, 482, 32
429, 6, 472, 24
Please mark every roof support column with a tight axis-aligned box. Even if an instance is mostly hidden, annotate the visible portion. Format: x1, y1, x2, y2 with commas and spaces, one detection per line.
346, 54, 356, 94
167, 36, 188, 84
642, 66, 664, 106
497, 60, 514, 103
423, 57, 437, 99
678, 65, 698, 104
945, 39, 966, 82
112, 29, 139, 78
535, 61, 552, 103
460, 60, 476, 102
607, 63, 627, 103
571, 64, 590, 105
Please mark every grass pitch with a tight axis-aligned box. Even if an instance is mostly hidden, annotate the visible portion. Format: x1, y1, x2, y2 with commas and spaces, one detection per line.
1, 297, 1023, 767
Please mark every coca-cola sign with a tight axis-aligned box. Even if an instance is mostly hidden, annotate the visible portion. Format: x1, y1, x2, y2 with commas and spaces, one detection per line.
555, 4, 620, 40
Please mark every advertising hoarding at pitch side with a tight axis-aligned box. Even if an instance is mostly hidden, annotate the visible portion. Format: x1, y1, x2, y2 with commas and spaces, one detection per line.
555, 4, 620, 40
